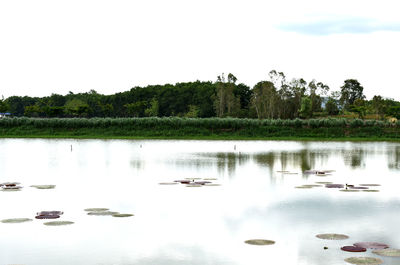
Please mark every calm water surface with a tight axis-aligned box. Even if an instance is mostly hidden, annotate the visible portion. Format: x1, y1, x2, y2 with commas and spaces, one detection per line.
1, 139, 400, 265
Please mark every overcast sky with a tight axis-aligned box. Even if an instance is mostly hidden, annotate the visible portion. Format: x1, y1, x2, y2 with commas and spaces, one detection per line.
1, 0, 399, 100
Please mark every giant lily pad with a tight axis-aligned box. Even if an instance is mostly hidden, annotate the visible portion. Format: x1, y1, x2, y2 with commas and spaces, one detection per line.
325, 184, 344, 188
341, 246, 367, 252
204, 183, 222, 186
362, 190, 380, 192
87, 211, 119, 216
344, 257, 383, 265
186, 184, 202, 187
84, 208, 109, 212
302, 184, 323, 187
295, 186, 312, 189
112, 214, 134, 217
43, 221, 74, 226
354, 242, 389, 249
37, 211, 63, 216
316, 233, 349, 240
203, 178, 217, 180
351, 186, 369, 190
244, 239, 275, 245
340, 189, 360, 192
158, 182, 178, 185
1, 218, 32, 223
372, 248, 400, 257
36, 214, 60, 219
30, 185, 56, 189
194, 181, 212, 185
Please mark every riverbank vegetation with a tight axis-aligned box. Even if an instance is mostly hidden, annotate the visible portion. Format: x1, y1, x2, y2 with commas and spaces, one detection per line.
1, 117, 399, 140
1, 71, 400, 121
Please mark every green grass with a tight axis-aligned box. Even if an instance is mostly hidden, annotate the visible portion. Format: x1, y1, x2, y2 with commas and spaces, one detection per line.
1, 117, 400, 141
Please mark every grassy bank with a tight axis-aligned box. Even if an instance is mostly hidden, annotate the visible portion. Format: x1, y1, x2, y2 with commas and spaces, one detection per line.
0, 117, 399, 140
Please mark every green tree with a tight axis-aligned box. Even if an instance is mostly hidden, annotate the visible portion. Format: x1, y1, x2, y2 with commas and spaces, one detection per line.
299, 96, 312, 118
0, 96, 9, 112
371, 95, 387, 119
340, 79, 365, 110
251, 81, 278, 119
325, 98, 339, 115
64, 99, 90, 117
214, 73, 240, 117
144, 98, 159, 117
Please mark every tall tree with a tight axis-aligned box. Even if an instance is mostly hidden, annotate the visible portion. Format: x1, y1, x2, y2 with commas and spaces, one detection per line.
251, 81, 278, 119
340, 79, 365, 110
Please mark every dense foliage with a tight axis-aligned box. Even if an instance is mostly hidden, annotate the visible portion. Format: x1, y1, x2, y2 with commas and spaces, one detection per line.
1, 71, 400, 120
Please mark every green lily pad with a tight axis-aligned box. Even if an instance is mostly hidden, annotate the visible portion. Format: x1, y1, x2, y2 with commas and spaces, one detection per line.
30, 185, 56, 189
340, 189, 360, 192
295, 186, 313, 189
158, 182, 178, 185
344, 257, 383, 265
362, 190, 380, 192
245, 239, 275, 245
186, 184, 202, 187
84, 208, 109, 212
302, 184, 323, 187
1, 218, 33, 223
204, 183, 222, 186
87, 211, 119, 216
372, 248, 400, 257
43, 221, 74, 226
203, 178, 217, 180
316, 233, 349, 240
112, 214, 134, 217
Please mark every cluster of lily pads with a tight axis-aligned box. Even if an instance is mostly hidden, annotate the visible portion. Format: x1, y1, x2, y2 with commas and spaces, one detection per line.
304, 169, 335, 176
84, 208, 134, 218
1, 210, 73, 226
316, 233, 400, 264
295, 182, 380, 192
1, 182, 56, 192
159, 177, 221, 187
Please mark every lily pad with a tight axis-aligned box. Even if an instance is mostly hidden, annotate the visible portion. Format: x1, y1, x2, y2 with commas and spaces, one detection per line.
186, 184, 202, 187
1, 218, 33, 223
174, 180, 191, 184
304, 170, 317, 174
87, 211, 119, 216
84, 208, 109, 212
325, 184, 344, 188
112, 214, 134, 217
362, 190, 380, 192
43, 221, 74, 226
302, 184, 323, 187
37, 211, 63, 216
244, 239, 275, 245
158, 182, 178, 185
184, 177, 201, 180
30, 185, 56, 189
359, 184, 381, 187
0, 182, 20, 186
295, 186, 313, 189
344, 257, 383, 265
316, 233, 349, 240
203, 178, 218, 180
194, 181, 212, 185
35, 215, 60, 219
204, 183, 222, 186
351, 186, 369, 190
354, 242, 389, 249
340, 189, 360, 192
341, 246, 367, 252
372, 248, 400, 257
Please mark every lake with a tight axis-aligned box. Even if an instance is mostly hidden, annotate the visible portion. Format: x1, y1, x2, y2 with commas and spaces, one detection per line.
1, 139, 400, 265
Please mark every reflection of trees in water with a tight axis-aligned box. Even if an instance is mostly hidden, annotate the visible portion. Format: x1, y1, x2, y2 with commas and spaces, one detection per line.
130, 159, 144, 170
253, 150, 328, 178
341, 149, 366, 169
387, 146, 400, 170
216, 152, 250, 177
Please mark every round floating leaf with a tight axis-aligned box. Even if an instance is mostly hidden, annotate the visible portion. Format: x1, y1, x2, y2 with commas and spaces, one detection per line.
1, 218, 32, 223
0, 182, 20, 186
372, 248, 400, 257
344, 257, 383, 265
158, 182, 178, 185
186, 184, 202, 187
304, 170, 317, 174
295, 186, 313, 189
244, 239, 275, 245
37, 211, 63, 216
184, 177, 201, 180
30, 185, 56, 189
321, 170, 336, 173
87, 211, 119, 216
35, 215, 60, 219
316, 233, 349, 240
302, 184, 323, 187
175, 180, 191, 184
112, 214, 134, 217
43, 221, 74, 226
354, 242, 389, 249
325, 184, 344, 188
1, 188, 21, 192
352, 186, 369, 190
341, 246, 367, 252
362, 190, 380, 192
204, 183, 222, 186
84, 208, 109, 212
194, 181, 212, 185
203, 178, 217, 180
340, 189, 360, 192
359, 184, 381, 187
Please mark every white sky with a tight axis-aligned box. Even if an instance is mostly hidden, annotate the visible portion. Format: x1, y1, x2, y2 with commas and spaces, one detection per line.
0, 0, 399, 100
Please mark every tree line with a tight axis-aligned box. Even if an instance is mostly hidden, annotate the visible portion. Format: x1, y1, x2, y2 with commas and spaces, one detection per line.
1, 71, 400, 119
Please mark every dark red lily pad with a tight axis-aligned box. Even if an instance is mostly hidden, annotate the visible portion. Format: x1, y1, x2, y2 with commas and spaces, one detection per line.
351, 186, 369, 190
325, 184, 344, 188
341, 246, 367, 252
37, 211, 63, 216
353, 242, 389, 249
194, 181, 212, 185
174, 180, 191, 184
35, 214, 60, 219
